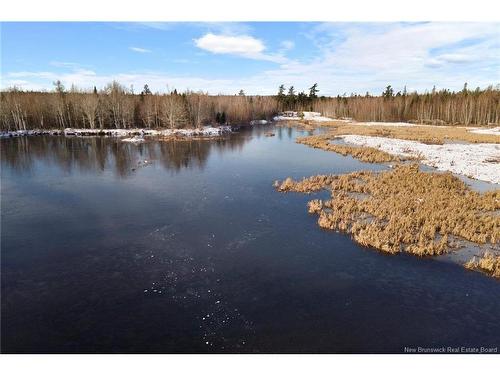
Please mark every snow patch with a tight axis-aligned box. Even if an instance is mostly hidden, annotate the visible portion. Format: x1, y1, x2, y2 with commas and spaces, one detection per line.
1, 126, 232, 139
339, 135, 500, 184
353, 121, 414, 127
273, 111, 335, 122
250, 120, 268, 125
468, 126, 500, 136
122, 136, 145, 143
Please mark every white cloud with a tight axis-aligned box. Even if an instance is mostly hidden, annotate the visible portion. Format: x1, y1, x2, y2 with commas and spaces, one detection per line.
2, 23, 499, 96
195, 33, 264, 55
257, 22, 500, 94
129, 46, 152, 53
194, 33, 287, 63
436, 53, 476, 64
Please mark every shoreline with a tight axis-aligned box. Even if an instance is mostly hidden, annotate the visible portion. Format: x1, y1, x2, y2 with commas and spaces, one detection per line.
339, 134, 500, 184
0, 126, 234, 139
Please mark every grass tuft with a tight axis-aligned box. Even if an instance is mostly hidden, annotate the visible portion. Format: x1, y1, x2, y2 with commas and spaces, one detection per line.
275, 164, 500, 270
296, 134, 400, 163
465, 252, 500, 278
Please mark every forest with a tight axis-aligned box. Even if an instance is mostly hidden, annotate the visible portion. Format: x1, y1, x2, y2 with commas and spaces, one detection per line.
1, 81, 498, 131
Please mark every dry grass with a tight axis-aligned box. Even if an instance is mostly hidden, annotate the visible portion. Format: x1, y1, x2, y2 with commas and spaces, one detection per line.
465, 251, 500, 278
296, 134, 402, 163
319, 123, 500, 144
275, 164, 500, 260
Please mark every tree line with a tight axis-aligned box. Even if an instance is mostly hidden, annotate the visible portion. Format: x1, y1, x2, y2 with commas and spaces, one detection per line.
1, 81, 498, 131
0, 81, 278, 131
279, 83, 500, 126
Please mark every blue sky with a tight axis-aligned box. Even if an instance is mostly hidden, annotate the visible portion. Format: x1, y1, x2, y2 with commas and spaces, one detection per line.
1, 22, 499, 95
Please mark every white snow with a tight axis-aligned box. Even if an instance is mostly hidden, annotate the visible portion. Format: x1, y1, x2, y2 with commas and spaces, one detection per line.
353, 121, 414, 127
468, 126, 500, 136
339, 135, 500, 184
122, 136, 145, 143
1, 126, 232, 139
273, 111, 336, 122
250, 120, 268, 125
0, 129, 63, 138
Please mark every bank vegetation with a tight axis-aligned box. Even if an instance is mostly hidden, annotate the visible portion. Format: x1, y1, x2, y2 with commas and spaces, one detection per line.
275, 164, 500, 277
1, 82, 499, 131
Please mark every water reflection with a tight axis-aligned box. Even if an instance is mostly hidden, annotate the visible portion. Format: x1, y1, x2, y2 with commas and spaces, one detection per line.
1, 134, 251, 178
2, 124, 500, 354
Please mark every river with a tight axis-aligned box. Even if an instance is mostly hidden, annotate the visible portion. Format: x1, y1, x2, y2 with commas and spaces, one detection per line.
1, 125, 499, 353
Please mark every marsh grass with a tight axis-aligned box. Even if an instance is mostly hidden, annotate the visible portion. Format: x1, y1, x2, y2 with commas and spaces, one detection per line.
275, 164, 500, 274
319, 123, 500, 144
296, 134, 401, 163
465, 251, 500, 278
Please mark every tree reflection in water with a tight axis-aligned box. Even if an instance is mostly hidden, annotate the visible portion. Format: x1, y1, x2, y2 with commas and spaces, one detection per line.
1, 134, 250, 178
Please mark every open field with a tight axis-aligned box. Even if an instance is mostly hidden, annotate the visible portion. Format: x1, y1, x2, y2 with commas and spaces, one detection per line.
275, 164, 500, 277
319, 122, 500, 144
291, 121, 500, 183
339, 135, 500, 184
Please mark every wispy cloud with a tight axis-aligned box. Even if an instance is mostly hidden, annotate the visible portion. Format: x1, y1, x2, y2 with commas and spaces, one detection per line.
2, 23, 499, 95
129, 46, 152, 53
280, 40, 295, 51
49, 61, 82, 68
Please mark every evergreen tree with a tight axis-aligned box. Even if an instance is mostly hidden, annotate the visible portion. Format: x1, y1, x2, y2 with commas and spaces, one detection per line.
53, 80, 65, 94
287, 86, 296, 109
308, 83, 319, 99
238, 89, 245, 96
297, 91, 308, 108
382, 85, 394, 99
142, 84, 152, 95
277, 84, 286, 109
277, 84, 285, 97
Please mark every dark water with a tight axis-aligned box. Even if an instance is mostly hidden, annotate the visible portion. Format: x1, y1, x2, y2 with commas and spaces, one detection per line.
1, 125, 499, 353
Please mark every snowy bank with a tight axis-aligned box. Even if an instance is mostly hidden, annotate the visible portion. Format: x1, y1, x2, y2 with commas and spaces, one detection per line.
0, 129, 63, 138
273, 111, 336, 122
353, 121, 414, 127
468, 127, 500, 136
1, 126, 232, 139
339, 135, 500, 184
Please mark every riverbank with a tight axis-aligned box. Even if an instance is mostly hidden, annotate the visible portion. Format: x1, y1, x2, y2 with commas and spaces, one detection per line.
0, 126, 233, 139
339, 135, 500, 184
287, 120, 500, 184
273, 121, 500, 278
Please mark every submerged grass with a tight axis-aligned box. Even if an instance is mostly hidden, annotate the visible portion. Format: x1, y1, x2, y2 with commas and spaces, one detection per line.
275, 164, 500, 275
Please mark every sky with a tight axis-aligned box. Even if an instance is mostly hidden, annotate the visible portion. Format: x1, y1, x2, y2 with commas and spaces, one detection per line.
1, 22, 499, 95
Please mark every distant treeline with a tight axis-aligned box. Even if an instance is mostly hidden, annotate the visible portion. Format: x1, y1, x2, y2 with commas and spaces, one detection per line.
282, 83, 500, 126
0, 82, 277, 131
1, 81, 499, 131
